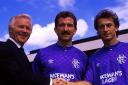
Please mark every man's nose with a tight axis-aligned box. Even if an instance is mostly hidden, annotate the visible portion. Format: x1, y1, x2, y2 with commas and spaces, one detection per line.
102, 25, 109, 31
64, 25, 69, 31
104, 25, 108, 31
22, 26, 28, 32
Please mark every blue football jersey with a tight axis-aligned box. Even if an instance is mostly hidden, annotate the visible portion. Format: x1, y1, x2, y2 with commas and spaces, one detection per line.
32, 43, 88, 81
85, 42, 128, 85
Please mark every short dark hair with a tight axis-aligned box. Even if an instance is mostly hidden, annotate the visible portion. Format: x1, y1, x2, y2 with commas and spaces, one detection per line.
55, 11, 77, 29
94, 9, 120, 30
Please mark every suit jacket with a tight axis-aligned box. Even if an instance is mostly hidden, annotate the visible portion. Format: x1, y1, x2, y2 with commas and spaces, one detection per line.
0, 39, 50, 85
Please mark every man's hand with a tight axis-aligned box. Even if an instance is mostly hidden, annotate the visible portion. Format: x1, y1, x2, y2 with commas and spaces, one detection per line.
52, 78, 67, 85
52, 78, 92, 85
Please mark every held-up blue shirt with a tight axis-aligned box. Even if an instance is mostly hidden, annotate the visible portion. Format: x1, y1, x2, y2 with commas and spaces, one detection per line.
85, 42, 128, 85
32, 43, 88, 82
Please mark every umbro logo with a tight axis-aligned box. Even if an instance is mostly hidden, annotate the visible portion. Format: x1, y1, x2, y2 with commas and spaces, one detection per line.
48, 59, 54, 64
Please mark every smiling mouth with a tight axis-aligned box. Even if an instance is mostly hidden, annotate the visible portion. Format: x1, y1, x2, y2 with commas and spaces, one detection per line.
19, 35, 27, 39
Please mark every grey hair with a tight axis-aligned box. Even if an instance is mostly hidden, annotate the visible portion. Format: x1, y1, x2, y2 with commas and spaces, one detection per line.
8, 13, 32, 28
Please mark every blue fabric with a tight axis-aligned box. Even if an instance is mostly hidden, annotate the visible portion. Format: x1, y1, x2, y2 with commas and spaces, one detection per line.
32, 43, 88, 82
86, 42, 128, 85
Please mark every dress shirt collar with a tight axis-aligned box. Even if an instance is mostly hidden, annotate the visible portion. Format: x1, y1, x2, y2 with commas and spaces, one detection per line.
9, 37, 22, 48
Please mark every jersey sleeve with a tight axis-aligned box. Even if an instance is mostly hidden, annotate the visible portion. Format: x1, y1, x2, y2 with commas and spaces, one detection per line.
81, 53, 89, 80
85, 63, 94, 84
84, 54, 100, 85
32, 50, 42, 78
84, 56, 95, 84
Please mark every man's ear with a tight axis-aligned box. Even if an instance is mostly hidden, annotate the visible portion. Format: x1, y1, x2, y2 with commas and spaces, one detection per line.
9, 26, 12, 35
115, 26, 119, 36
73, 28, 77, 34
115, 26, 118, 31
96, 31, 101, 38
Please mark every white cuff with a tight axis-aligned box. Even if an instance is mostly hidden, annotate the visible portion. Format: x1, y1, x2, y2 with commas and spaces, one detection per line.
50, 78, 52, 85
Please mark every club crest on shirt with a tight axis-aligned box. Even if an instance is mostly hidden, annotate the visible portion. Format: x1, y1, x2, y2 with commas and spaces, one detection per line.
72, 58, 80, 69
117, 54, 127, 64
48, 59, 54, 64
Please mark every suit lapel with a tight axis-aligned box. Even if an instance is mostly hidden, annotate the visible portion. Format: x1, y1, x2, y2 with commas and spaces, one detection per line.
6, 39, 31, 69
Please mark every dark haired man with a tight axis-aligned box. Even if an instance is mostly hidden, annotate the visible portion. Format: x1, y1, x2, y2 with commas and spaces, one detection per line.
32, 11, 89, 85
86, 9, 128, 85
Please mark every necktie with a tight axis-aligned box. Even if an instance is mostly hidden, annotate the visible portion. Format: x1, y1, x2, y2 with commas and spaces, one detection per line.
20, 47, 26, 56
19, 47, 32, 70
